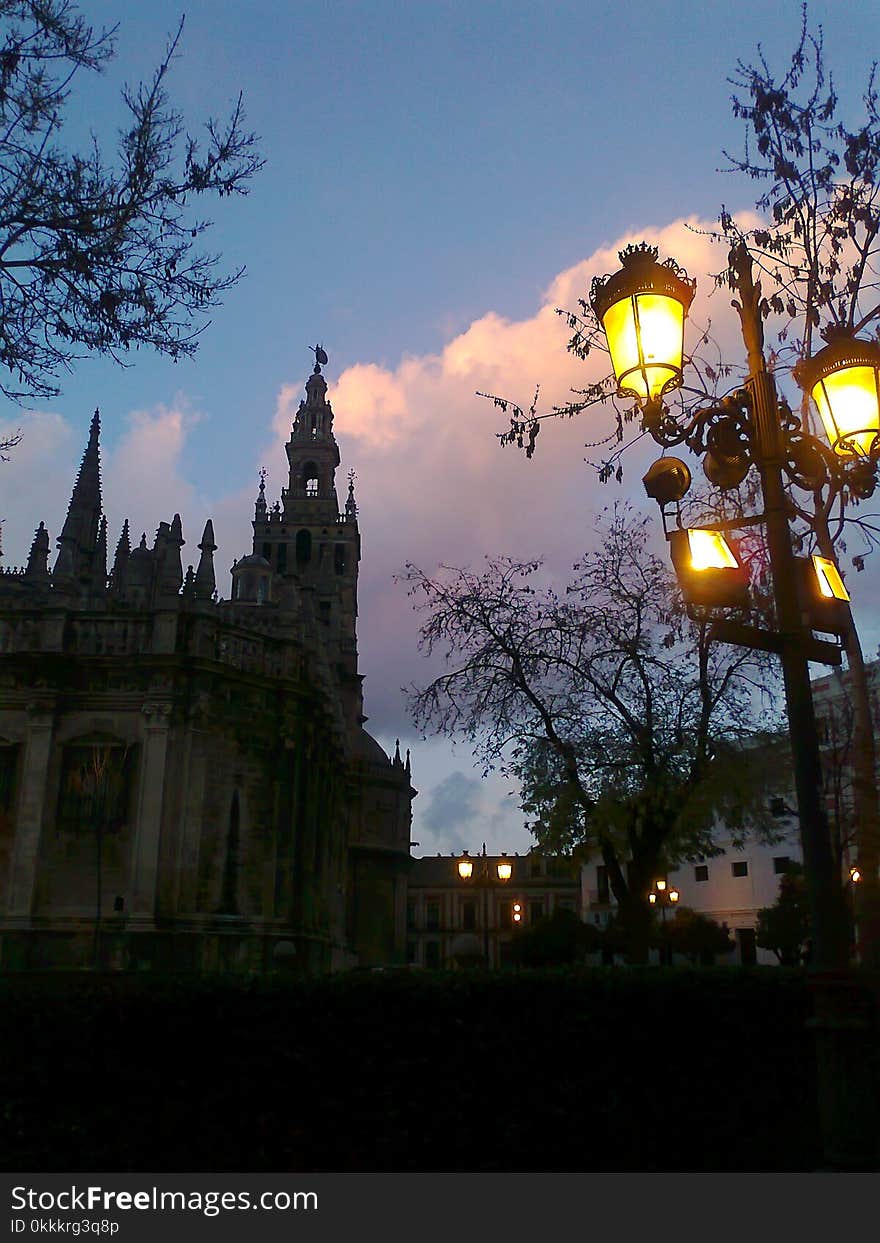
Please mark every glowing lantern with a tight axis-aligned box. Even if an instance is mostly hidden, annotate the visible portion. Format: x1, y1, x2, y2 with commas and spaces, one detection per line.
669, 528, 750, 609
796, 554, 850, 637
591, 243, 696, 411
794, 332, 880, 459
457, 856, 473, 880
496, 859, 512, 882
812, 555, 850, 602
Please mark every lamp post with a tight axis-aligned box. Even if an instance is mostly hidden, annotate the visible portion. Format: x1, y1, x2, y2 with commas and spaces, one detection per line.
591, 240, 880, 1168
457, 843, 512, 966
648, 878, 679, 965
591, 242, 880, 972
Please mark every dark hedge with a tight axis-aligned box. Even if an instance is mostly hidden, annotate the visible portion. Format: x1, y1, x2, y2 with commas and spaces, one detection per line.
0, 967, 821, 1171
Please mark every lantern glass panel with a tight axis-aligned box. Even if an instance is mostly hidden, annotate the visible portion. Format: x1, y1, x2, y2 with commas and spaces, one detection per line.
812, 555, 850, 602
812, 364, 880, 457
686, 529, 739, 571
602, 293, 685, 402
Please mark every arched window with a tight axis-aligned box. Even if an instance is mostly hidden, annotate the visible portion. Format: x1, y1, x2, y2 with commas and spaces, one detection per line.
302, 462, 319, 496
56, 742, 133, 836
296, 529, 312, 565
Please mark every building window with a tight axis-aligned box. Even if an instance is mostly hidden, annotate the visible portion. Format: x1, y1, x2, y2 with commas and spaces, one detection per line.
302, 462, 319, 495
334, 544, 346, 575
773, 857, 791, 874
0, 745, 17, 838
406, 901, 416, 930
529, 855, 544, 878
461, 900, 476, 931
529, 900, 544, 924
56, 744, 132, 836
406, 941, 418, 965
596, 865, 610, 904
295, 529, 312, 565
499, 901, 512, 929
737, 927, 757, 966
425, 901, 440, 932
694, 864, 709, 882
732, 861, 749, 878
424, 940, 441, 969
277, 542, 287, 574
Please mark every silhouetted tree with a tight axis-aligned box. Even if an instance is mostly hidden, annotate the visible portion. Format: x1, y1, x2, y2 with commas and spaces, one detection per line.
509, 908, 602, 968
756, 863, 811, 966
405, 505, 782, 963
0, 2, 262, 423
655, 907, 736, 966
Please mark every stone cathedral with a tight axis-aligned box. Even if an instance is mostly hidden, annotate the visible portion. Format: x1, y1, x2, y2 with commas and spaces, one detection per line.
0, 354, 415, 973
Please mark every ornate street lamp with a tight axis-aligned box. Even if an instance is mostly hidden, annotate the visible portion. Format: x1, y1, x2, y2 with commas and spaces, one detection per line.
590, 241, 880, 968
649, 878, 680, 965
591, 239, 880, 1166
794, 330, 880, 461
591, 243, 696, 421
456, 844, 512, 965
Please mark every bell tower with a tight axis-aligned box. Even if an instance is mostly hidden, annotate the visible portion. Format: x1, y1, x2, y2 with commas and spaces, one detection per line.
250, 347, 361, 696
283, 350, 342, 524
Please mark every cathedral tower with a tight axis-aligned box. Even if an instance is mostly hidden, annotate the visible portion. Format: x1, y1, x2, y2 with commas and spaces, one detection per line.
250, 349, 361, 695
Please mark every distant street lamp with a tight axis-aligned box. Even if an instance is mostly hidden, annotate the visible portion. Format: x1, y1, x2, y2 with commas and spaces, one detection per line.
457, 844, 513, 965
648, 878, 679, 965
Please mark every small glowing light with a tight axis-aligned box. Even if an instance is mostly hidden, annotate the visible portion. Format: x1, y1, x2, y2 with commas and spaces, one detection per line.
496, 860, 512, 882
655, 879, 667, 891
850, 866, 862, 884
812, 555, 850, 602
457, 857, 473, 880
687, 529, 739, 571
669, 889, 680, 903
648, 893, 657, 904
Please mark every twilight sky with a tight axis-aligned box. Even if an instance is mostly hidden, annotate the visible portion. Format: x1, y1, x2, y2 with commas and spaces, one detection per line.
1, 0, 878, 858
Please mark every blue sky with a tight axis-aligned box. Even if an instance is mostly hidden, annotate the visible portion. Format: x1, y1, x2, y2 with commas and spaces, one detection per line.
2, 0, 879, 857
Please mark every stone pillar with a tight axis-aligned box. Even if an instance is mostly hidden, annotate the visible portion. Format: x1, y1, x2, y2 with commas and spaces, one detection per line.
129, 703, 170, 927
5, 705, 54, 923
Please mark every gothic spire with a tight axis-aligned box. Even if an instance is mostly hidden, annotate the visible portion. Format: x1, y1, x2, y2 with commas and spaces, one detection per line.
111, 519, 131, 594
53, 408, 102, 582
24, 522, 50, 582
92, 514, 108, 593
155, 513, 184, 597
255, 467, 267, 520
345, 469, 358, 519
194, 519, 217, 600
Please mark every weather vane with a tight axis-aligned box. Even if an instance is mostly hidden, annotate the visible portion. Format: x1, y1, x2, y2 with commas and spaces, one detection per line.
310, 344, 329, 369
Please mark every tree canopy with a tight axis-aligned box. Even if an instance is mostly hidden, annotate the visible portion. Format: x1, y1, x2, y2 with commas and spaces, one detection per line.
756, 863, 812, 966
405, 505, 782, 960
0, 2, 262, 417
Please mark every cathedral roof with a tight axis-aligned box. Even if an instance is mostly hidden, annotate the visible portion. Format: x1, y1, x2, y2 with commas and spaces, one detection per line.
351, 728, 391, 767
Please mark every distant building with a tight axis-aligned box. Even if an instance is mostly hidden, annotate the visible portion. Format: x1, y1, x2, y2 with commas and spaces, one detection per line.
811, 657, 880, 877
406, 847, 581, 968
580, 824, 803, 966
0, 355, 415, 973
